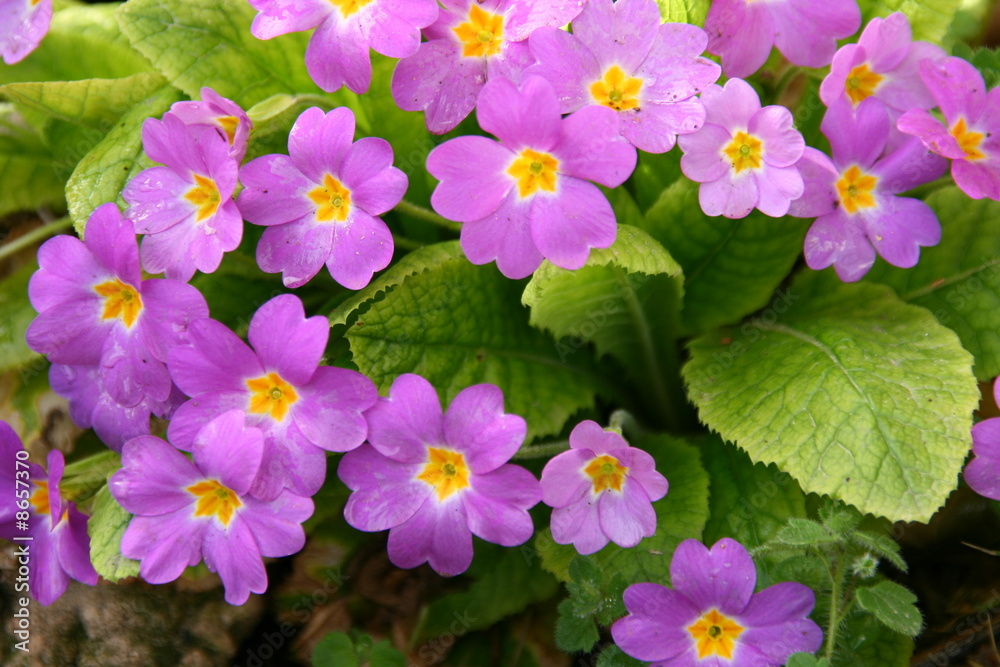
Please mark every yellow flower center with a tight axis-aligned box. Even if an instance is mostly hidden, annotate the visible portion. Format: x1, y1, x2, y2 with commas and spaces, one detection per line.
308, 174, 352, 223
94, 278, 143, 328
590, 65, 643, 112
328, 0, 373, 18
584, 454, 628, 493
722, 131, 764, 173
950, 117, 986, 161
835, 165, 879, 214
688, 609, 745, 660
30, 481, 50, 515
217, 115, 240, 145
184, 173, 222, 222
844, 63, 883, 106
246, 372, 299, 422
507, 149, 559, 198
187, 479, 242, 526
454, 5, 504, 58
417, 447, 471, 502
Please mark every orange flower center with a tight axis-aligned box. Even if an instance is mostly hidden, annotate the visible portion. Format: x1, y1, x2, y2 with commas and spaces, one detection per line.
30, 481, 50, 515
184, 173, 222, 221
217, 115, 240, 144
722, 131, 764, 173
590, 65, 643, 112
688, 609, 745, 660
844, 63, 883, 106
584, 454, 628, 493
836, 165, 879, 214
508, 149, 559, 198
187, 479, 242, 526
246, 372, 299, 422
417, 447, 471, 501
950, 117, 986, 161
308, 174, 352, 223
328, 0, 372, 18
454, 5, 504, 58
94, 278, 143, 328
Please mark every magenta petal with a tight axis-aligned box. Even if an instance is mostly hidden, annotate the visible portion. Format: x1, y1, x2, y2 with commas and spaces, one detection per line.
771, 0, 860, 69
460, 194, 542, 279
305, 15, 372, 93
553, 105, 636, 188
349, 167, 408, 217
101, 327, 171, 406
249, 0, 330, 39
478, 76, 562, 151
462, 476, 537, 547
530, 178, 616, 270
823, 97, 889, 169
698, 171, 759, 219
705, 0, 774, 79
242, 491, 312, 557
443, 384, 525, 473
874, 137, 948, 194
250, 425, 327, 500
391, 40, 483, 134
614, 584, 701, 662
111, 435, 200, 516
288, 106, 355, 183
388, 500, 474, 576
550, 497, 607, 554
2, 0, 51, 65
30, 235, 106, 312
540, 449, 593, 508
364, 0, 435, 58
366, 373, 444, 463
55, 508, 99, 586
751, 106, 804, 168
952, 158, 1000, 201
84, 203, 142, 286
754, 164, 804, 218
295, 367, 375, 452
966, 419, 1000, 499
621, 98, 704, 154
598, 482, 654, 548
525, 27, 597, 113
504, 0, 584, 42
340, 445, 428, 530
237, 155, 316, 226
168, 318, 262, 396
637, 23, 720, 103
739, 583, 822, 659
167, 391, 251, 450
248, 294, 327, 385
804, 210, 877, 282
679, 123, 731, 183
124, 167, 194, 234
702, 79, 761, 132
203, 520, 267, 605
137, 278, 209, 361
788, 147, 839, 218
191, 410, 263, 494
863, 196, 940, 268
428, 137, 514, 223
571, 0, 658, 73
123, 510, 205, 584
920, 56, 987, 124
897, 108, 964, 160
670, 538, 756, 616
570, 420, 629, 454
256, 217, 334, 288
326, 210, 394, 289
26, 299, 109, 365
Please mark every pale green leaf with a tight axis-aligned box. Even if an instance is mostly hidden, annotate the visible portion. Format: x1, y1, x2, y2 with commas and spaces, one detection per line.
0, 73, 165, 131
859, 0, 960, 44
64, 84, 183, 234
344, 251, 606, 440
655, 0, 710, 25
855, 581, 922, 636
88, 485, 140, 583
0, 104, 64, 216
522, 226, 686, 426
865, 186, 1000, 380
700, 435, 807, 549
0, 262, 43, 373
683, 271, 979, 522
642, 178, 810, 333
116, 0, 320, 109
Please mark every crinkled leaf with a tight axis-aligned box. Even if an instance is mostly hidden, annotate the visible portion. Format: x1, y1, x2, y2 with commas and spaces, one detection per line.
555, 598, 600, 654
642, 178, 809, 333
865, 186, 1000, 380
88, 484, 141, 583
772, 518, 838, 547
523, 225, 687, 427
0, 104, 64, 216
64, 84, 182, 234
538, 434, 710, 586
859, 0, 960, 44
683, 271, 979, 522
0, 73, 166, 131
655, 0, 710, 25
700, 435, 807, 549
346, 248, 606, 440
0, 4, 151, 85
116, 0, 320, 108
855, 580, 923, 636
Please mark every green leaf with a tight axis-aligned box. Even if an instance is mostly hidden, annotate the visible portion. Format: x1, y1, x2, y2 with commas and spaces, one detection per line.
596, 644, 645, 667
654, 0, 711, 25
834, 610, 914, 667
0, 4, 152, 85
642, 178, 810, 333
555, 598, 600, 654
60, 451, 121, 504
64, 84, 183, 234
0, 73, 166, 131
368, 642, 407, 667
0, 261, 43, 373
116, 0, 319, 109
952, 44, 1000, 88
312, 633, 358, 667
772, 518, 838, 547
413, 544, 558, 643
538, 434, 710, 586
848, 531, 907, 572
787, 654, 830, 667
859, 0, 960, 44
864, 186, 1000, 380
0, 105, 64, 216
683, 271, 979, 522
88, 485, 140, 583
345, 249, 607, 440
700, 435, 807, 549
854, 581, 922, 636
522, 226, 687, 427
330, 241, 463, 327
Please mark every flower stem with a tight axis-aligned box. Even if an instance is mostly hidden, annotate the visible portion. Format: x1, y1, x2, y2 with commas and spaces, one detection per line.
0, 216, 73, 263
393, 199, 462, 233
824, 548, 848, 660
512, 440, 570, 460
